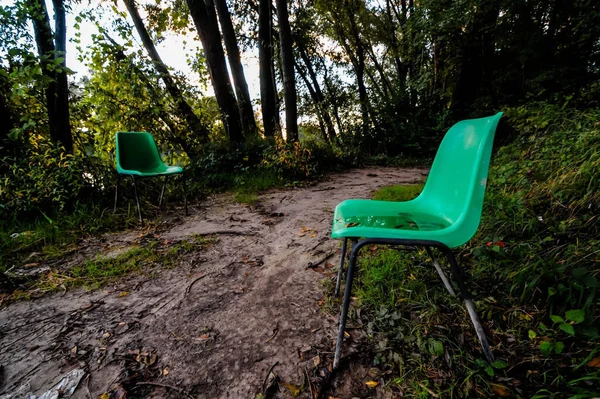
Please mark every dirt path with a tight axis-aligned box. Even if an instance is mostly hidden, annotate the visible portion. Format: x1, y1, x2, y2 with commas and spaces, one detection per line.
0, 167, 426, 399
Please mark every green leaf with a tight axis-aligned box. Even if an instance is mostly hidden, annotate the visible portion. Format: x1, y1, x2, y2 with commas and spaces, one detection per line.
427, 339, 444, 356
559, 323, 575, 336
528, 330, 537, 339
554, 341, 565, 354
548, 287, 557, 296
565, 309, 585, 323
491, 360, 508, 369
550, 315, 564, 324
580, 327, 600, 339
540, 341, 553, 355
484, 365, 495, 377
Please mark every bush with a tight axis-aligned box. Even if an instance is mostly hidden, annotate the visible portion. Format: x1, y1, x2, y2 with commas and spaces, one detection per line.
0, 135, 99, 219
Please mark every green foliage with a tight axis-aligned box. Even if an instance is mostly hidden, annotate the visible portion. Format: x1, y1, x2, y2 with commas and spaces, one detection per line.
261, 138, 317, 180
0, 135, 89, 216
348, 105, 600, 397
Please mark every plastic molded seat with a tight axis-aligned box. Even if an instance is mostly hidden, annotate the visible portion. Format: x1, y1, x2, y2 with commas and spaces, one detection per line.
116, 132, 183, 176
113, 132, 187, 223
332, 112, 503, 248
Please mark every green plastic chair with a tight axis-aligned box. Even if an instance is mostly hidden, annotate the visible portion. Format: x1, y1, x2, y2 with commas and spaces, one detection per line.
114, 132, 188, 223
331, 112, 503, 368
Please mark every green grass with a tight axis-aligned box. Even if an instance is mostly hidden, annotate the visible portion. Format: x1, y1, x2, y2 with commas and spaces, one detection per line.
372, 183, 423, 202
8, 235, 210, 299
231, 170, 282, 205
0, 205, 140, 274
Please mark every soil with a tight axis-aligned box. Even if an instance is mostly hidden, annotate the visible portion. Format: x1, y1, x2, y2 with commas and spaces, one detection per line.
0, 167, 427, 399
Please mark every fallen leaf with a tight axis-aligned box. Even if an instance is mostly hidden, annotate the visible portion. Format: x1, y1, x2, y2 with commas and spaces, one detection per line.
197, 334, 210, 341
146, 353, 157, 366
365, 380, 379, 388
310, 233, 317, 238
312, 355, 321, 368
102, 332, 111, 339
100, 393, 110, 399
281, 382, 301, 396
71, 346, 77, 356
117, 291, 129, 298
163, 367, 169, 376
491, 384, 511, 397
587, 357, 600, 368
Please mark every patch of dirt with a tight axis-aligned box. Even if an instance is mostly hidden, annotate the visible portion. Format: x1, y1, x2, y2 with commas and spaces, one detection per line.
0, 167, 426, 398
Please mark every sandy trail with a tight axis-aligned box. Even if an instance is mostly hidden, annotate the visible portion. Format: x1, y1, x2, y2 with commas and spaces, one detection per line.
0, 167, 426, 399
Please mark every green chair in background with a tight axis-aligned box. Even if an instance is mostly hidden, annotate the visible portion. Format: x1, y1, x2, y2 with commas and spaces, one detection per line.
114, 132, 188, 223
331, 112, 503, 368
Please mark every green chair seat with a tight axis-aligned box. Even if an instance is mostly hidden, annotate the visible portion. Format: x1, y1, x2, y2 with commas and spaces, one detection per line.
332, 199, 453, 242
117, 165, 183, 177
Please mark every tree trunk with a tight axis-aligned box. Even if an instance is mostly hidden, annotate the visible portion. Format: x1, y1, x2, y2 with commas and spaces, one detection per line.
211, 0, 257, 138
295, 58, 329, 143
123, 0, 209, 148
259, 0, 278, 138
0, 70, 15, 157
51, 0, 72, 153
275, 0, 298, 142
297, 45, 338, 144
186, 0, 244, 146
28, 0, 73, 152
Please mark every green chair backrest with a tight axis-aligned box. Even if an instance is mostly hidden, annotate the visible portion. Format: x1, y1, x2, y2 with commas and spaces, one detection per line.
115, 132, 164, 173
416, 112, 502, 243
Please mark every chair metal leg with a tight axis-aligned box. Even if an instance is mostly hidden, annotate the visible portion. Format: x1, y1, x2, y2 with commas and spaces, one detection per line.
333, 240, 365, 369
131, 176, 143, 224
158, 175, 168, 208
334, 238, 348, 297
439, 247, 494, 362
113, 174, 121, 213
425, 247, 456, 296
182, 172, 188, 216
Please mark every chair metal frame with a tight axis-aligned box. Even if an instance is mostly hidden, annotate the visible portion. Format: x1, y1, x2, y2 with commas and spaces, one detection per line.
333, 237, 494, 369
113, 172, 188, 224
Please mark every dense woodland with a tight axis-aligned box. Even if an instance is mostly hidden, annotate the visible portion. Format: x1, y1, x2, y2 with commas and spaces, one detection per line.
1, 0, 599, 397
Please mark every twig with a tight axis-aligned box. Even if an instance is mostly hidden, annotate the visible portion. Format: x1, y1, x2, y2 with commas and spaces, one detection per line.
192, 230, 257, 237
185, 273, 207, 294
311, 187, 335, 192
306, 252, 335, 269
304, 367, 315, 399
136, 381, 194, 399
262, 361, 279, 393
417, 382, 439, 398
265, 323, 279, 343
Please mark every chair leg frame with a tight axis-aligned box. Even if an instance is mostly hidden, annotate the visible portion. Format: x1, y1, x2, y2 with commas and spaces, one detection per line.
114, 172, 188, 222
158, 175, 168, 208
113, 174, 120, 213
333, 238, 494, 370
131, 175, 143, 224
